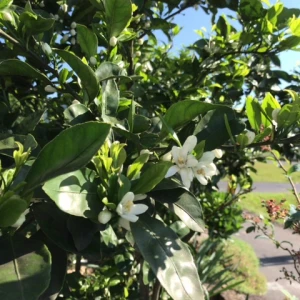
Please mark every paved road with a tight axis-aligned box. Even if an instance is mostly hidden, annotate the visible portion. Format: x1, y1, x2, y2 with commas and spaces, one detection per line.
218, 181, 300, 193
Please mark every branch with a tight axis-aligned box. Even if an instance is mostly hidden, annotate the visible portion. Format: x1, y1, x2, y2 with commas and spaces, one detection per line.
0, 29, 83, 101
270, 150, 300, 205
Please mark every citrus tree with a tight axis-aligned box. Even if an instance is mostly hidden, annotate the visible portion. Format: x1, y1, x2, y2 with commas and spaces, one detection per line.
1, 0, 300, 299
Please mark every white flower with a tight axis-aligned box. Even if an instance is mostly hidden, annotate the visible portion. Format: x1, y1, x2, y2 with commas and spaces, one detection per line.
98, 210, 112, 224
213, 149, 223, 158
44, 85, 57, 93
89, 56, 97, 66
165, 135, 198, 188
193, 151, 217, 185
117, 61, 125, 68
245, 130, 255, 144
110, 36, 118, 47
116, 192, 148, 223
71, 22, 77, 29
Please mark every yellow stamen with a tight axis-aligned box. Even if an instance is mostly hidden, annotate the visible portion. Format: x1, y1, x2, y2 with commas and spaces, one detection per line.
124, 200, 133, 213
197, 168, 205, 175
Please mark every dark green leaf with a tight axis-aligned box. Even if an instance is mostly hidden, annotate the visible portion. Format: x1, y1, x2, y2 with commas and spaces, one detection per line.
54, 49, 99, 101
76, 24, 98, 58
103, 0, 132, 38
239, 0, 265, 22
63, 104, 94, 125
131, 215, 204, 300
43, 168, 102, 218
0, 60, 51, 83
133, 115, 151, 133
102, 79, 119, 116
20, 11, 55, 34
95, 62, 123, 82
24, 122, 110, 194
0, 235, 51, 300
131, 161, 173, 194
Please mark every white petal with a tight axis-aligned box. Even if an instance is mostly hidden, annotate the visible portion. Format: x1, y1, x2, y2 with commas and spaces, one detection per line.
179, 168, 192, 188
200, 151, 215, 163
182, 135, 197, 154
116, 203, 123, 216
171, 146, 180, 161
121, 191, 134, 204
130, 204, 148, 215
186, 155, 198, 167
121, 214, 139, 222
119, 218, 131, 230
195, 174, 208, 185
213, 149, 223, 158
165, 165, 179, 178
134, 194, 147, 201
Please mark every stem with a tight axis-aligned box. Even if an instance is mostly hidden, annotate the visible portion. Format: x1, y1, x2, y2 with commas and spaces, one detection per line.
0, 29, 83, 101
271, 150, 300, 205
151, 279, 161, 300
75, 254, 81, 273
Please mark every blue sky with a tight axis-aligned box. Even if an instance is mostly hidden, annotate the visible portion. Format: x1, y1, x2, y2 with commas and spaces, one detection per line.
160, 0, 300, 73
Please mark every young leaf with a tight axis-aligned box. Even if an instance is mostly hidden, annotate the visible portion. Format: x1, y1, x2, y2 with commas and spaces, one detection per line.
0, 235, 51, 300
102, 79, 119, 116
103, 0, 132, 38
0, 0, 13, 10
261, 93, 280, 127
24, 122, 110, 194
131, 215, 205, 300
246, 96, 262, 132
55, 49, 99, 101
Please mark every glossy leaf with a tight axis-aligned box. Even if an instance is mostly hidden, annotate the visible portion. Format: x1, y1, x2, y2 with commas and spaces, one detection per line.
43, 168, 102, 218
20, 11, 55, 34
246, 96, 262, 132
0, 235, 51, 300
63, 104, 94, 125
54, 49, 99, 101
102, 79, 119, 116
95, 62, 123, 82
77, 24, 98, 57
103, 0, 132, 38
0, 0, 13, 10
127, 153, 150, 180
0, 59, 50, 83
24, 122, 110, 194
131, 161, 173, 194
261, 93, 280, 127
150, 188, 205, 232
131, 215, 204, 300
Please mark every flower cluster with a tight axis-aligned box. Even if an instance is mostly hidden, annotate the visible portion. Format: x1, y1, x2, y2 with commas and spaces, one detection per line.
165, 135, 221, 189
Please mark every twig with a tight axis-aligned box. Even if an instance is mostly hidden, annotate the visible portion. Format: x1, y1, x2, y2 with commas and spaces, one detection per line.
270, 150, 300, 205
151, 279, 161, 300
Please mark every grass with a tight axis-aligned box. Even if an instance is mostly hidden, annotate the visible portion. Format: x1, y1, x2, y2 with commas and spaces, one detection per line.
238, 192, 297, 220
250, 161, 300, 183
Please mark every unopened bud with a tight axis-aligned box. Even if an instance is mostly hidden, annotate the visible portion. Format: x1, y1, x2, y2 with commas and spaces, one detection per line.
137, 38, 144, 45
54, 14, 59, 21
89, 56, 97, 66
71, 37, 76, 45
62, 34, 69, 43
213, 149, 223, 159
144, 21, 151, 28
61, 4, 68, 13
109, 36, 118, 47
70, 29, 76, 36
71, 22, 77, 29
135, 51, 141, 57
44, 85, 57, 93
42, 43, 52, 56
98, 210, 112, 224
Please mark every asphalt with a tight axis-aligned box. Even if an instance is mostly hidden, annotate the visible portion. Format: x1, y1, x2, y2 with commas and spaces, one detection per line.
223, 181, 300, 299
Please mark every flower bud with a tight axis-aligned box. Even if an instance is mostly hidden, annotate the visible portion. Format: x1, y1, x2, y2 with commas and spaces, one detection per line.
144, 21, 151, 28
117, 61, 125, 68
42, 43, 52, 56
71, 22, 77, 29
110, 36, 118, 47
213, 149, 223, 158
245, 131, 255, 144
71, 37, 76, 45
135, 51, 141, 57
44, 85, 57, 93
98, 210, 112, 224
70, 29, 76, 36
62, 34, 69, 43
137, 38, 144, 45
61, 4, 68, 13
54, 14, 59, 21
89, 56, 97, 66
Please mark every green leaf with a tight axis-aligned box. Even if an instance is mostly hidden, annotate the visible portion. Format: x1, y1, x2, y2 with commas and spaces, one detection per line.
0, 235, 51, 300
95, 62, 124, 82
0, 59, 50, 83
102, 79, 119, 116
24, 122, 110, 194
150, 188, 205, 232
287, 164, 300, 175
161, 100, 230, 137
131, 215, 204, 300
261, 93, 280, 127
103, 0, 132, 38
32, 232, 67, 300
0, 0, 13, 10
127, 153, 150, 180
0, 195, 27, 227
43, 168, 102, 218
63, 103, 94, 125
239, 0, 265, 22
131, 161, 173, 194
246, 96, 262, 132
132, 115, 151, 133
76, 24, 98, 57
54, 49, 99, 101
